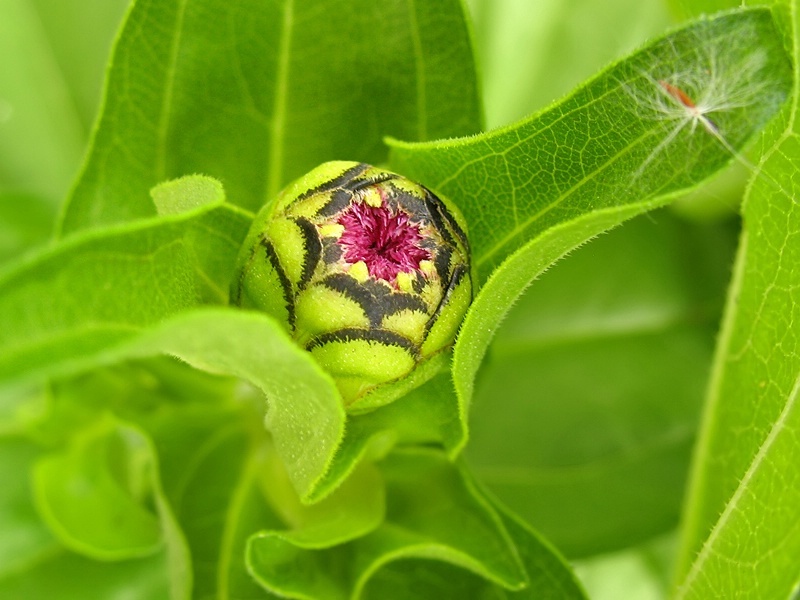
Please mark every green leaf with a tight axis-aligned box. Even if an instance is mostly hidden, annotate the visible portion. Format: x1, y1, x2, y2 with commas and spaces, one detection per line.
389, 6, 792, 448
0, 434, 174, 599
0, 436, 56, 576
2, 305, 343, 503
33, 418, 163, 560
673, 2, 800, 595
150, 174, 227, 216
0, 551, 172, 600
58, 0, 482, 233
0, 199, 251, 386
359, 507, 590, 600
46, 359, 280, 598
247, 449, 585, 599
309, 369, 466, 503
466, 213, 736, 558
0, 382, 46, 436
126, 310, 344, 501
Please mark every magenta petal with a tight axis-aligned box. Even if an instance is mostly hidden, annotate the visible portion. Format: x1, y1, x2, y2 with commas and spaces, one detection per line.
337, 200, 430, 281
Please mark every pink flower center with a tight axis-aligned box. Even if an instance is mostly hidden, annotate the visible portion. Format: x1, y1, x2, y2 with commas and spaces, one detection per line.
337, 200, 430, 281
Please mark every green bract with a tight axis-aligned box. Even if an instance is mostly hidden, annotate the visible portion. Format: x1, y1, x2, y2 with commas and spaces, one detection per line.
233, 162, 472, 406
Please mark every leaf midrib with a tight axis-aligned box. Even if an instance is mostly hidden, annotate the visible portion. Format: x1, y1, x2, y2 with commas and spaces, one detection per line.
154, 0, 189, 181
265, 0, 295, 203
406, 0, 428, 141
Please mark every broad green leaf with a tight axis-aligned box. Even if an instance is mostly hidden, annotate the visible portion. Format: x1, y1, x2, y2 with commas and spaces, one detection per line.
59, 0, 482, 233
466, 0, 671, 128
0, 0, 127, 204
0, 196, 251, 387
676, 377, 800, 598
0, 434, 173, 599
247, 449, 584, 599
674, 2, 800, 594
467, 213, 736, 558
389, 7, 792, 446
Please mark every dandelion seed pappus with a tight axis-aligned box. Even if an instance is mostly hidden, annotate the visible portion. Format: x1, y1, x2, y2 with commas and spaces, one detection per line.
624, 37, 792, 201
626, 45, 770, 174
622, 17, 800, 203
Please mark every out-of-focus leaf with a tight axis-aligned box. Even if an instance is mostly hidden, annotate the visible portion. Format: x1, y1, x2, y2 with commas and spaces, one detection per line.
0, 0, 83, 202
59, 0, 482, 233
573, 534, 675, 600
467, 0, 671, 128
667, 0, 740, 21
0, 193, 56, 266
0, 437, 55, 577
467, 213, 737, 557
33, 418, 163, 560
30, 0, 130, 130
46, 359, 278, 598
0, 0, 127, 204
0, 434, 173, 599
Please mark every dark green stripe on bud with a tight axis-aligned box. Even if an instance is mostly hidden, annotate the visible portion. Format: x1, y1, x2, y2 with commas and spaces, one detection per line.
233, 161, 472, 407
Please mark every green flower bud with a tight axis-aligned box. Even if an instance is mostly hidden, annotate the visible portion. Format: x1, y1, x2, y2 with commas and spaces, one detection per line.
233, 161, 472, 407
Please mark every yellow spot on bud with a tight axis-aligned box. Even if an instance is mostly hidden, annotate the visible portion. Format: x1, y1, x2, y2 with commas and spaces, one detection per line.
396, 271, 415, 293
319, 223, 345, 238
362, 188, 383, 207
419, 260, 436, 278
348, 260, 369, 282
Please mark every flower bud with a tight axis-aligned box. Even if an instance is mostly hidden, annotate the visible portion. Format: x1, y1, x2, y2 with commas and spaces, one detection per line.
233, 162, 471, 406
